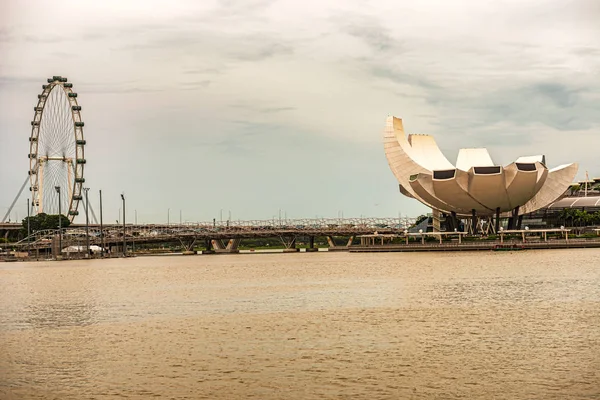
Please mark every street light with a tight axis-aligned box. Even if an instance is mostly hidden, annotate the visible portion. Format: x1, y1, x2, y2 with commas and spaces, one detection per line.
99, 190, 104, 257
26, 198, 30, 254
84, 188, 90, 257
121, 193, 126, 257
133, 209, 137, 254
167, 208, 170, 225
55, 186, 61, 258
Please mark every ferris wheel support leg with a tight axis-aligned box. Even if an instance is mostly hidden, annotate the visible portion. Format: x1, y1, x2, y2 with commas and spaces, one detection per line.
2, 176, 30, 223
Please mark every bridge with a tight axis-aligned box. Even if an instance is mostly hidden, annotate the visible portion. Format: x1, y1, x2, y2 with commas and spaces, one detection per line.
1, 216, 418, 255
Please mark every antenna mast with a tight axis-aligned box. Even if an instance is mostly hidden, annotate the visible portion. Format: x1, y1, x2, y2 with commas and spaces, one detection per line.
585, 171, 589, 197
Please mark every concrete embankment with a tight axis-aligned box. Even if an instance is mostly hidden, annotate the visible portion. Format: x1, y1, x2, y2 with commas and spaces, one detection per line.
349, 239, 600, 252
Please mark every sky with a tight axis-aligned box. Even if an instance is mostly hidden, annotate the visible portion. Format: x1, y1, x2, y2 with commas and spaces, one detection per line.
1, 0, 599, 224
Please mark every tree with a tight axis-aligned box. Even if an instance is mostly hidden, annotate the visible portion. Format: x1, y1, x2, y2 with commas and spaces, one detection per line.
569, 184, 581, 195
558, 208, 579, 227
22, 213, 70, 234
414, 215, 429, 226
573, 210, 592, 227
593, 211, 600, 225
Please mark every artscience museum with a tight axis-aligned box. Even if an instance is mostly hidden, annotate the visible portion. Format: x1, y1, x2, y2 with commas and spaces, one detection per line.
383, 116, 578, 232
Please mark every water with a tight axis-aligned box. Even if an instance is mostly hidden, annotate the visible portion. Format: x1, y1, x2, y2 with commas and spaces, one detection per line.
1, 250, 599, 399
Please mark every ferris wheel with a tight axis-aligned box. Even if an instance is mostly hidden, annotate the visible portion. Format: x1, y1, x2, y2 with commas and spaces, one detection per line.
28, 76, 85, 222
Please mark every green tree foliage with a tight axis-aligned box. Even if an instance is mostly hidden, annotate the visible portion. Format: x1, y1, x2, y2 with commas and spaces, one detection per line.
22, 213, 70, 233
414, 215, 429, 226
557, 208, 600, 227
569, 184, 581, 195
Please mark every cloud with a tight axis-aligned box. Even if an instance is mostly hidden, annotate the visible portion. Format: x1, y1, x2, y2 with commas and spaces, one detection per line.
228, 41, 293, 62
0, 27, 13, 42
1, 0, 599, 222
0, 75, 41, 86
22, 34, 69, 44
215, 0, 275, 16
426, 81, 600, 135
229, 103, 296, 114
182, 68, 222, 75
80, 85, 166, 94
178, 80, 212, 90
340, 16, 401, 54
260, 107, 296, 113
324, 6, 600, 149
120, 29, 292, 60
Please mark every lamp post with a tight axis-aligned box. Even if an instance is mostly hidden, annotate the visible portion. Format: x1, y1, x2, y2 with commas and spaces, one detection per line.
121, 193, 126, 257
84, 188, 90, 257
55, 186, 62, 258
133, 210, 137, 255
99, 190, 104, 257
26, 198, 30, 253
167, 208, 170, 226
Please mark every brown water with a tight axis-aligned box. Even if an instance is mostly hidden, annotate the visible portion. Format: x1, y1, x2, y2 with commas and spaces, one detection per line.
1, 250, 599, 399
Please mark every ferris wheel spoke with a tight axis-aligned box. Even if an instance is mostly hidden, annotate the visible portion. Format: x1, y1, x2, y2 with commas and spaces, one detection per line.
53, 96, 66, 153
58, 102, 71, 150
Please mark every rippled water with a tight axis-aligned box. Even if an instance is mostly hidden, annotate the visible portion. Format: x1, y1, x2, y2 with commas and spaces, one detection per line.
1, 250, 599, 399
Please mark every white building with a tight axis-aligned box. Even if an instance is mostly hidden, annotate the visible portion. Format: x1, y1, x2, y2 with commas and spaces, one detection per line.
383, 116, 578, 231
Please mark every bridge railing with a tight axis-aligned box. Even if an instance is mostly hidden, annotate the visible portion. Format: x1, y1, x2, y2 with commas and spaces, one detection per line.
109, 217, 416, 230
1, 216, 417, 230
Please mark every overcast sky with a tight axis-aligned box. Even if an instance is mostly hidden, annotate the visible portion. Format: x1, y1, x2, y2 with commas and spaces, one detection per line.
1, 0, 599, 224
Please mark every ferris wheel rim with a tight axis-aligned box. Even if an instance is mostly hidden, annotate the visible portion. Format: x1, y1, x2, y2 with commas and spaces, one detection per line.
28, 76, 86, 222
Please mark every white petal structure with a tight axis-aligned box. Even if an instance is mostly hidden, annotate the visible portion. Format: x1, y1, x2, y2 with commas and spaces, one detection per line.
456, 148, 494, 171
383, 116, 578, 216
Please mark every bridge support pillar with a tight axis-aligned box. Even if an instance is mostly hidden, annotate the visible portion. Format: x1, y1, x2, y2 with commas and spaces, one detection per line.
52, 235, 61, 259
306, 236, 318, 252
226, 238, 241, 252
346, 236, 355, 247
326, 236, 336, 248
203, 238, 214, 254
282, 237, 298, 252
178, 237, 198, 254
211, 239, 226, 250
327, 236, 350, 251
214, 238, 241, 254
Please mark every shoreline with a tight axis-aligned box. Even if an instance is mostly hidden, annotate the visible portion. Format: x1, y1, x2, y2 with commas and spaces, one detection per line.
3, 238, 600, 261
